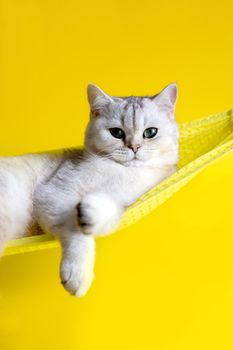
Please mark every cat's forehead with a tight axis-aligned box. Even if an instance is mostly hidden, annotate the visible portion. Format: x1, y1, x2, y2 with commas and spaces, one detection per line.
108, 97, 160, 128
115, 95, 155, 109
120, 96, 145, 109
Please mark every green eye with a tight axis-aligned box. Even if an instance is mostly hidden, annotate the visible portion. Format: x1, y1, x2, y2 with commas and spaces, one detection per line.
109, 128, 125, 139
143, 127, 158, 139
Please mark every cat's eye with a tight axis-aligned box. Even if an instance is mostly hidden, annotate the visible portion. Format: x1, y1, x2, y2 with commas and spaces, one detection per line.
109, 128, 125, 139
143, 127, 158, 139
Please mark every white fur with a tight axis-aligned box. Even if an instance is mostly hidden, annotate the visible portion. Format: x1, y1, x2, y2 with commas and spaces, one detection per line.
78, 192, 123, 235
0, 83, 179, 296
60, 232, 95, 297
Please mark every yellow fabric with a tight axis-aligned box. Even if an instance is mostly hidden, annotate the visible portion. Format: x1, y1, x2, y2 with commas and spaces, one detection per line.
3, 109, 233, 256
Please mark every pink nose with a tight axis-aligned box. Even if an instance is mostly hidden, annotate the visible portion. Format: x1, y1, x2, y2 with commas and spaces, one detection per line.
128, 144, 141, 153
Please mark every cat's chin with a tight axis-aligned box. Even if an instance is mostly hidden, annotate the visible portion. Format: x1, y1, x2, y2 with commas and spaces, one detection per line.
120, 157, 167, 168
122, 159, 146, 167
111, 155, 153, 167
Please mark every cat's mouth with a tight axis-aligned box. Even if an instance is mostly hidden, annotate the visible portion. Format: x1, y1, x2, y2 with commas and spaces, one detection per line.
126, 152, 139, 162
122, 152, 146, 166
106, 149, 149, 166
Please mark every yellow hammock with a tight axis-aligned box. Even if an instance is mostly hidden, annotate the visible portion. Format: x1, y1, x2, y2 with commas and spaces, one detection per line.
3, 109, 233, 256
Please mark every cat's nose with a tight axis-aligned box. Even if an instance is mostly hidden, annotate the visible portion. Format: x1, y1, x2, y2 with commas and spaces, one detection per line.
128, 144, 141, 153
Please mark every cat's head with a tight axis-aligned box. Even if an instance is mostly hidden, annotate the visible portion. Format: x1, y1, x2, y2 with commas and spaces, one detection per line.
85, 83, 179, 167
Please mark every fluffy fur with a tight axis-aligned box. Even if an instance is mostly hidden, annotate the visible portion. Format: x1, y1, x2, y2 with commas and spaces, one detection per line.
0, 83, 179, 296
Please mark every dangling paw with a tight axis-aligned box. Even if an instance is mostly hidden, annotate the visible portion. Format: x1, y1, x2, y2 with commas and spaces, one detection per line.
60, 258, 94, 297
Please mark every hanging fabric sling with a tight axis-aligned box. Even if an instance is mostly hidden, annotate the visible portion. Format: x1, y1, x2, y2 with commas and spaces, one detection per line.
4, 109, 233, 256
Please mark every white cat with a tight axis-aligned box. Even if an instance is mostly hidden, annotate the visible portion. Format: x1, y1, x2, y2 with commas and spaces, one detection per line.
0, 83, 179, 296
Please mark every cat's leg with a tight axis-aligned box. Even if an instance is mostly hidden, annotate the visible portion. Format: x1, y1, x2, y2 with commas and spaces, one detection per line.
59, 231, 95, 297
77, 192, 123, 236
35, 188, 95, 297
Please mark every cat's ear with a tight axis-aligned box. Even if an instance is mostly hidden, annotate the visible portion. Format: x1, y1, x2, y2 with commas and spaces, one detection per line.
153, 83, 178, 119
87, 84, 113, 117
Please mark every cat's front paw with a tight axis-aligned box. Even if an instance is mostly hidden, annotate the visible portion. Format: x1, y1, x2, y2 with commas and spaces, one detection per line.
77, 192, 121, 236
60, 258, 94, 297
77, 201, 96, 235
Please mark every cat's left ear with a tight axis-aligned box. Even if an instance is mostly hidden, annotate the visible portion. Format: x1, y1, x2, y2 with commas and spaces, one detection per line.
153, 83, 178, 119
87, 84, 114, 117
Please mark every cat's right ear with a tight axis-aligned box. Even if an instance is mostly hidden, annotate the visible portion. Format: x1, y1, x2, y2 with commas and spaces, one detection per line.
87, 84, 113, 117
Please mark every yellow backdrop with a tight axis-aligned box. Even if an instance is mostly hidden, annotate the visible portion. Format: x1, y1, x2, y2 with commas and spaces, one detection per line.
1, 0, 233, 349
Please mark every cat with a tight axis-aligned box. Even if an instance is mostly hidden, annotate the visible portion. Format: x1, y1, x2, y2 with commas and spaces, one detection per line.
0, 83, 179, 297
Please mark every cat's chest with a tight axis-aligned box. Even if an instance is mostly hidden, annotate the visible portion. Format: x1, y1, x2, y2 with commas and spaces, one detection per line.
60, 158, 169, 203
84, 159, 164, 198
85, 159, 155, 184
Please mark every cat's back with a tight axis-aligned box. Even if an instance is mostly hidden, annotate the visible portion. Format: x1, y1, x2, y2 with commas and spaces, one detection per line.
0, 152, 63, 192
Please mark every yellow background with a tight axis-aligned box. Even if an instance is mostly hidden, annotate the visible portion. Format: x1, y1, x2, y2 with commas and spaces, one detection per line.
1, 0, 233, 349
